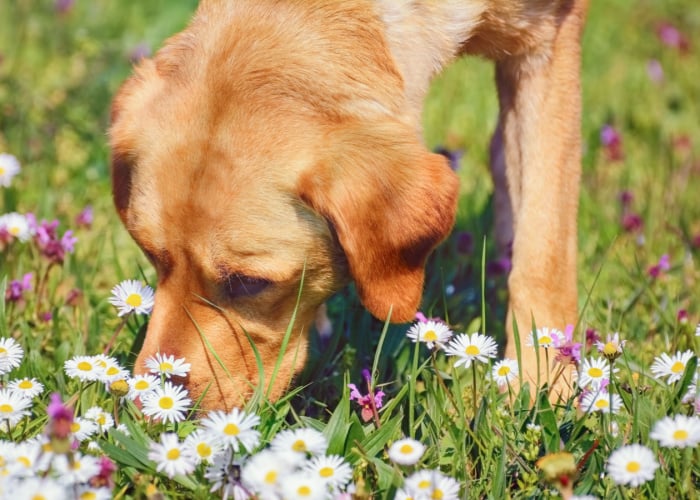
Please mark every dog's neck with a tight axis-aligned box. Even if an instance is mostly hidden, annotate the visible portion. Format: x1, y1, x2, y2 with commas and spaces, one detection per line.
375, 1, 484, 126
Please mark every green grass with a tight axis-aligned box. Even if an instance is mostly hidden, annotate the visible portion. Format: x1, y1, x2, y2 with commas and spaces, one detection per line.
1, 0, 699, 498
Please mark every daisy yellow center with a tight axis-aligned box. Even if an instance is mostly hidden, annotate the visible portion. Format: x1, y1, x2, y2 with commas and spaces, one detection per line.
418, 480, 431, 490
670, 361, 685, 373
588, 367, 603, 378
80, 493, 97, 500
125, 293, 142, 307
594, 399, 609, 409
0, 347, 6, 355
0, 166, 5, 175
159, 396, 174, 409
673, 429, 689, 441
292, 439, 307, 452
603, 342, 618, 355
224, 423, 240, 436
77, 361, 93, 371
96, 360, 107, 368
540, 336, 552, 345
264, 470, 277, 484
18, 456, 31, 468
167, 448, 180, 460
31, 496, 46, 500
70, 422, 81, 432
160, 362, 173, 372
626, 461, 641, 473
71, 461, 82, 471
106, 366, 119, 376
135, 380, 149, 390
498, 366, 511, 376
9, 226, 20, 236
423, 330, 438, 342
319, 466, 334, 478
465, 345, 480, 356
0, 404, 14, 413
18, 380, 33, 389
400, 444, 414, 454
196, 442, 212, 457
432, 490, 444, 500
97, 415, 106, 426
297, 486, 311, 496
42, 443, 53, 453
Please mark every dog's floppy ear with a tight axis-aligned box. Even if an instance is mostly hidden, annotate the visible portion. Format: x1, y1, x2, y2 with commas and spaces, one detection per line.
298, 121, 459, 323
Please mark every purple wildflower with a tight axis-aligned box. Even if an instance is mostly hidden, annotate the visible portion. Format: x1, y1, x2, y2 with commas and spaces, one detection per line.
33, 218, 77, 264
621, 213, 644, 233
648, 254, 671, 279
677, 309, 689, 325
129, 43, 152, 63
646, 59, 664, 83
487, 257, 512, 277
456, 231, 474, 255
47, 392, 73, 440
600, 124, 623, 161
54, 0, 74, 14
90, 456, 117, 489
75, 205, 93, 229
349, 371, 385, 423
5, 273, 32, 303
553, 324, 582, 365
656, 22, 690, 53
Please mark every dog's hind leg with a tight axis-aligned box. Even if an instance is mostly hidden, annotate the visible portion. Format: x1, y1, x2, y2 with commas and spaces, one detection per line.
494, 1, 588, 402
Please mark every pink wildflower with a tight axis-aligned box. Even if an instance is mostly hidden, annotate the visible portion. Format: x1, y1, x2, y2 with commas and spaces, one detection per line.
656, 22, 690, 53
600, 124, 623, 161
5, 273, 32, 303
349, 370, 384, 423
553, 324, 582, 365
648, 254, 671, 279
75, 205, 93, 229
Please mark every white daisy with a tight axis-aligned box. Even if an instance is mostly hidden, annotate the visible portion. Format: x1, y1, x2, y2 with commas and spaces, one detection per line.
580, 390, 623, 414
204, 449, 248, 499
406, 320, 453, 349
0, 153, 21, 187
84, 406, 115, 433
76, 486, 113, 500
303, 454, 353, 490
92, 354, 128, 383
387, 438, 426, 466
649, 414, 700, 448
64, 355, 102, 382
4, 440, 43, 478
127, 373, 160, 400
526, 327, 565, 349
491, 358, 519, 387
606, 444, 658, 487
0, 388, 32, 428
270, 428, 328, 457
444, 332, 498, 369
70, 417, 99, 442
7, 377, 44, 399
53, 451, 102, 486
650, 350, 695, 384
241, 449, 296, 494
141, 381, 191, 424
404, 469, 460, 500
279, 473, 328, 500
183, 429, 224, 464
200, 408, 261, 453
0, 212, 33, 242
0, 337, 24, 375
695, 323, 700, 337
578, 357, 617, 389
9, 476, 66, 500
144, 352, 191, 379
148, 432, 196, 479
108, 279, 155, 316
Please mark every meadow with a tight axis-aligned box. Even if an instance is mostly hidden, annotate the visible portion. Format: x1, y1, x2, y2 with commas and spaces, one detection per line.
1, 0, 699, 498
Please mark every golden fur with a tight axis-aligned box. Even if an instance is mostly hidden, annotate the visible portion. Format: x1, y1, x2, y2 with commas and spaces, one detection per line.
111, 0, 587, 409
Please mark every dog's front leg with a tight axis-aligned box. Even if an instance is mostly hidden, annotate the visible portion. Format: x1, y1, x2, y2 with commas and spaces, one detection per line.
493, 2, 588, 401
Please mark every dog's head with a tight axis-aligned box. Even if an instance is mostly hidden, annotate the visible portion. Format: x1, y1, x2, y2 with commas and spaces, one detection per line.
109, 0, 459, 409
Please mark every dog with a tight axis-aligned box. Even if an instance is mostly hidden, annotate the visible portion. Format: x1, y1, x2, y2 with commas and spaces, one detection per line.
110, 0, 587, 410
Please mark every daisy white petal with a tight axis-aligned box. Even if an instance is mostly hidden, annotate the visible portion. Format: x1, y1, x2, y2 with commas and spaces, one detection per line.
108, 279, 155, 317
0, 153, 21, 187
144, 352, 191, 379
200, 408, 261, 453
650, 350, 695, 384
70, 417, 99, 442
594, 332, 626, 361
444, 333, 498, 369
148, 432, 196, 479
606, 444, 658, 487
84, 406, 115, 433
53, 451, 102, 486
127, 373, 160, 400
204, 449, 249, 499
270, 427, 328, 457
303, 454, 353, 490
241, 449, 297, 494
387, 438, 426, 466
526, 327, 565, 349
64, 355, 102, 382
141, 381, 191, 424
491, 358, 519, 387
406, 320, 453, 349
183, 429, 224, 464
0, 388, 32, 428
0, 337, 24, 375
579, 390, 622, 414
0, 213, 33, 243
7, 377, 44, 399
279, 473, 328, 500
8, 476, 66, 500
76, 486, 113, 500
578, 357, 617, 389
92, 354, 128, 383
404, 469, 460, 500
649, 414, 700, 448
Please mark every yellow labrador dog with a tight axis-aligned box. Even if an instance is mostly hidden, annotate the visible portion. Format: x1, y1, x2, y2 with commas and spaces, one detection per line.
110, 0, 587, 410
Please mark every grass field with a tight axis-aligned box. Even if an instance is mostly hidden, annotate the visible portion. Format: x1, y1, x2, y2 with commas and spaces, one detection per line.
1, 0, 699, 498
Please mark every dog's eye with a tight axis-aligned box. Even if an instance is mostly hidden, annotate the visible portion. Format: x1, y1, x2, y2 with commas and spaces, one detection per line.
223, 273, 271, 298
